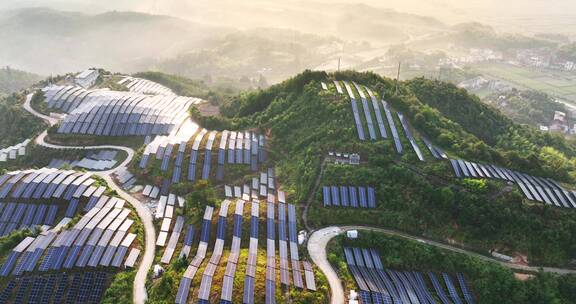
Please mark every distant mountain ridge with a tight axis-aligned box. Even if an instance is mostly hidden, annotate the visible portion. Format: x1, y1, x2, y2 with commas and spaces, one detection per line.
0, 8, 232, 75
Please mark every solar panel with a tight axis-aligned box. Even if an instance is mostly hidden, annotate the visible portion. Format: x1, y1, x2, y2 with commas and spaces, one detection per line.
322, 186, 331, 206
457, 273, 475, 304
367, 187, 376, 208
331, 186, 340, 206
443, 273, 464, 304
349, 186, 359, 207
359, 187, 368, 208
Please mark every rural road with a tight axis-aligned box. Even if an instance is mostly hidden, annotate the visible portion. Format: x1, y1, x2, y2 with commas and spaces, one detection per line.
308, 225, 576, 304
23, 93, 155, 304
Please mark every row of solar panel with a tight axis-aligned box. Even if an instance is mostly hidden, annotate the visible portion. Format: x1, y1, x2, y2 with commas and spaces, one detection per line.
0, 170, 94, 200
244, 201, 260, 304
58, 96, 193, 136
176, 196, 313, 304
160, 216, 184, 263
397, 113, 425, 162
176, 206, 213, 304
345, 247, 475, 304
339, 81, 394, 143
119, 76, 176, 96
0, 202, 59, 236
344, 79, 367, 141
266, 202, 276, 304
0, 272, 108, 304
221, 200, 245, 303
335, 81, 433, 160
197, 201, 230, 302
322, 186, 377, 208
0, 196, 136, 277
450, 158, 576, 208
43, 86, 197, 136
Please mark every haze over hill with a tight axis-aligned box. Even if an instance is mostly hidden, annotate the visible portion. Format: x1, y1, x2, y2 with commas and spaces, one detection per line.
4, 0, 576, 35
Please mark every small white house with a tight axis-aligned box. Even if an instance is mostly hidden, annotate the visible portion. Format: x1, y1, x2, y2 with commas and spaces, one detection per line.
346, 230, 358, 239
75, 69, 99, 88
153, 264, 165, 278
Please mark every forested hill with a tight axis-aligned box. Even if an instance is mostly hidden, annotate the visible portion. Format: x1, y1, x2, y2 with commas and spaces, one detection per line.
194, 70, 576, 267
0, 67, 42, 95
0, 93, 45, 147
208, 70, 576, 185
404, 78, 576, 182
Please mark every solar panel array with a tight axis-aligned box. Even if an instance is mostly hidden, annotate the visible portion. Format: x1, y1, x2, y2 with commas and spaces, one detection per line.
0, 272, 109, 304
450, 158, 576, 208
160, 216, 184, 264
332, 81, 437, 159
114, 167, 136, 190
0, 193, 136, 276
177, 225, 194, 260
266, 200, 276, 304
155, 194, 178, 247
139, 127, 266, 193
374, 100, 402, 155
173, 168, 315, 303
0, 169, 104, 237
197, 200, 230, 303
0, 138, 30, 162
49, 150, 119, 171
344, 247, 476, 304
421, 137, 447, 160
220, 200, 245, 303
397, 113, 425, 161
322, 185, 376, 208
118, 76, 176, 96
353, 82, 377, 140
175, 205, 214, 304
243, 200, 260, 304
42, 85, 201, 136
342, 80, 366, 140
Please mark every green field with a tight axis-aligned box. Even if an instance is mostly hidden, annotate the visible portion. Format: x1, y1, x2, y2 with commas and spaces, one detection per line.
473, 63, 576, 102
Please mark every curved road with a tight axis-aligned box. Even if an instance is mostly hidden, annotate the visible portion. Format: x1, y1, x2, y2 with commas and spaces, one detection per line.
24, 93, 155, 304
309, 226, 576, 304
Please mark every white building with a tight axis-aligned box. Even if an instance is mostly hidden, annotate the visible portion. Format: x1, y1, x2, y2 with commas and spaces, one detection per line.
74, 69, 99, 88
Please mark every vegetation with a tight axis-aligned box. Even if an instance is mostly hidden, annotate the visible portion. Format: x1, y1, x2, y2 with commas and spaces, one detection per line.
482, 90, 567, 126
0, 229, 34, 258
197, 70, 576, 267
134, 71, 238, 105
557, 42, 576, 62
0, 93, 45, 148
328, 231, 576, 304
404, 77, 576, 182
101, 271, 135, 304
0, 144, 88, 172
0, 67, 42, 95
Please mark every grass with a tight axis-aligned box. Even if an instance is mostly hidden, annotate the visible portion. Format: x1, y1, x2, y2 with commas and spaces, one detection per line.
472, 62, 576, 103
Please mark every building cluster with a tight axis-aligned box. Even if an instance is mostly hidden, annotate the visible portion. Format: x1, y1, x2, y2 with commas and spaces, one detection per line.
457, 76, 512, 92
328, 152, 360, 165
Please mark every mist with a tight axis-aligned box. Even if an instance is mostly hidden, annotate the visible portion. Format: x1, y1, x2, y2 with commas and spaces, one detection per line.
2, 0, 576, 85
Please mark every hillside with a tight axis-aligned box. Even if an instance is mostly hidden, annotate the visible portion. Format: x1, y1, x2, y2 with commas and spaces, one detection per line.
0, 67, 42, 95
198, 70, 576, 268
0, 93, 45, 148
0, 8, 230, 75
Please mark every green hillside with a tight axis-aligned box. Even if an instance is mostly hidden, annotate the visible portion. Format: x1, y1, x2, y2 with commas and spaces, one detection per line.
0, 93, 45, 148
198, 70, 576, 268
0, 67, 41, 95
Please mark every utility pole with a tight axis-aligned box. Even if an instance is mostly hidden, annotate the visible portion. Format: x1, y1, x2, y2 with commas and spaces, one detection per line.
395, 62, 401, 95
338, 57, 341, 72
